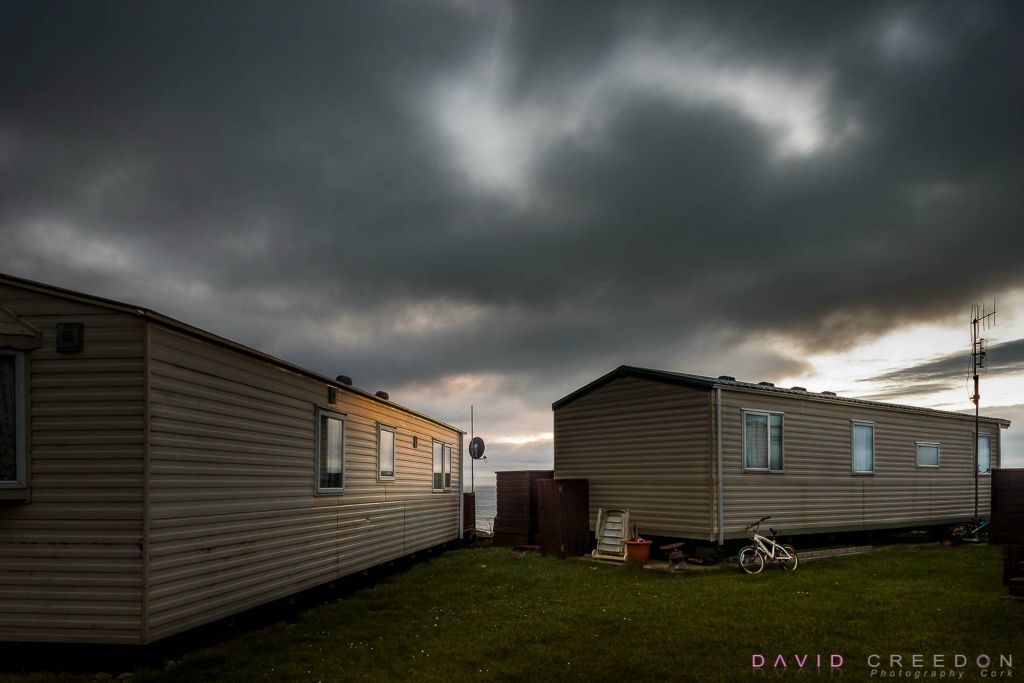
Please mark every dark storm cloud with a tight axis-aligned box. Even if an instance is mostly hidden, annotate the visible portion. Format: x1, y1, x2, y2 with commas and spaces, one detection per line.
863, 339, 1024, 389
853, 383, 956, 402
1, 0, 1023, 425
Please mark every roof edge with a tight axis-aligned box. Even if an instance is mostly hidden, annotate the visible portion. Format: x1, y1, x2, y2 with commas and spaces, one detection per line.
717, 384, 1011, 427
553, 364, 1011, 427
0, 271, 465, 435
551, 365, 713, 410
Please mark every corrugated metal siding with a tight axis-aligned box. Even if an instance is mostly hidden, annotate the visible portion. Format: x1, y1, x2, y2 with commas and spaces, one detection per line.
718, 388, 1003, 537
553, 376, 712, 537
0, 283, 144, 644
146, 325, 460, 642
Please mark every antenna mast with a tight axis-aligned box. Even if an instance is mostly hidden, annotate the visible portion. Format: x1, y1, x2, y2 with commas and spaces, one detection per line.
470, 404, 474, 494
970, 301, 996, 526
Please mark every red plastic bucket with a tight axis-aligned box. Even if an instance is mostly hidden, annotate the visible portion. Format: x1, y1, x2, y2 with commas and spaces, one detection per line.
625, 539, 652, 564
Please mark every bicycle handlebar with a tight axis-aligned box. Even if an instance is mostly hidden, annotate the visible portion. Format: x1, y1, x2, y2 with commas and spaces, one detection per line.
744, 515, 771, 531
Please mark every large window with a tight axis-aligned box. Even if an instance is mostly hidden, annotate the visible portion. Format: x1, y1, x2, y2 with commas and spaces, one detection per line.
852, 421, 874, 474
0, 351, 25, 487
978, 435, 991, 474
743, 411, 783, 472
377, 425, 395, 480
316, 410, 345, 493
916, 442, 940, 468
432, 441, 444, 491
443, 444, 452, 490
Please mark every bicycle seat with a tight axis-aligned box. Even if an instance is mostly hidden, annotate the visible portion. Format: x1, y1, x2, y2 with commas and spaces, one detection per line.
769, 528, 778, 536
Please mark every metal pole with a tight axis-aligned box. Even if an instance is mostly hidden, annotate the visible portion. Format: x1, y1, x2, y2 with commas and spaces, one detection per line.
470, 404, 474, 494
716, 387, 725, 546
458, 430, 464, 541
969, 302, 995, 530
974, 374, 979, 526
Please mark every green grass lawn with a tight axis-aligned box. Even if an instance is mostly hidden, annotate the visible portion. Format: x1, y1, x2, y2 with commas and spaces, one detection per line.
3, 543, 1022, 682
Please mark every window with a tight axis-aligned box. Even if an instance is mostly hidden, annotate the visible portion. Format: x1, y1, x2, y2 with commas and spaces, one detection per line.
743, 411, 783, 472
377, 425, 395, 480
443, 444, 452, 490
432, 441, 444, 491
852, 421, 874, 473
978, 435, 991, 474
0, 350, 25, 488
916, 442, 940, 468
316, 410, 345, 492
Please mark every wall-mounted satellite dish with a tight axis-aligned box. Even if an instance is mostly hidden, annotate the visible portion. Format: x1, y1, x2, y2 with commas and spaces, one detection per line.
469, 436, 486, 460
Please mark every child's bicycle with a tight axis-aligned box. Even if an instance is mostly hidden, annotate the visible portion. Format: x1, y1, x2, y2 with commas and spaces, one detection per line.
738, 516, 798, 574
948, 518, 990, 544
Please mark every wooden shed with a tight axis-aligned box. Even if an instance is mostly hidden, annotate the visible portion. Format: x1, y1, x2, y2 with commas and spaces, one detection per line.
553, 366, 1010, 543
492, 470, 552, 547
992, 468, 1024, 542
536, 478, 590, 558
0, 272, 464, 644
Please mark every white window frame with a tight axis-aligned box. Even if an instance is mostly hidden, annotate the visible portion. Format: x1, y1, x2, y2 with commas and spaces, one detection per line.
741, 409, 784, 473
0, 350, 26, 488
443, 443, 452, 490
315, 408, 346, 494
851, 420, 875, 475
977, 435, 992, 476
377, 424, 396, 482
915, 441, 940, 469
432, 440, 444, 492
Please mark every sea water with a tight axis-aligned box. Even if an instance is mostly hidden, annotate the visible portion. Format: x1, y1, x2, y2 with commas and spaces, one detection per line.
471, 484, 496, 532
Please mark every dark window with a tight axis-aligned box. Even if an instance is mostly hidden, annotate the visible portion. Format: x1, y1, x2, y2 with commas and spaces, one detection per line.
443, 444, 452, 489
432, 442, 443, 491
0, 354, 17, 482
378, 426, 395, 479
317, 411, 345, 492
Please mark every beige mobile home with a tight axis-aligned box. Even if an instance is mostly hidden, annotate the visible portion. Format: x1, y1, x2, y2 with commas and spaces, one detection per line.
553, 366, 1009, 544
0, 273, 463, 644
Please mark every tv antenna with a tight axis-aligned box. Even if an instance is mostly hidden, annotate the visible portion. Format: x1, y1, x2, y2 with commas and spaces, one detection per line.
969, 300, 996, 526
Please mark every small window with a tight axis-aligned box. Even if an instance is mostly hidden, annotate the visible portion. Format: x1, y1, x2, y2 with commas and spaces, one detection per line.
978, 435, 991, 474
432, 441, 443, 491
316, 410, 345, 493
852, 421, 874, 474
443, 444, 452, 490
377, 425, 395, 480
743, 410, 783, 472
0, 350, 26, 488
916, 442, 940, 468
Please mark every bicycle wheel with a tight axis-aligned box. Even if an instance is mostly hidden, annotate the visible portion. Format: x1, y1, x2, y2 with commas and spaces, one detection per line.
948, 524, 968, 545
780, 545, 798, 571
738, 546, 764, 574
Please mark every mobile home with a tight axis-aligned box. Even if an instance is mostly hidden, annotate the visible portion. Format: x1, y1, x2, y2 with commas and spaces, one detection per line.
0, 273, 463, 644
553, 366, 1009, 543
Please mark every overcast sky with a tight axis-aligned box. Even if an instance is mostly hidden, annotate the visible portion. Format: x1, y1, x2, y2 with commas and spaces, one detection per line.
1, 1, 1022, 482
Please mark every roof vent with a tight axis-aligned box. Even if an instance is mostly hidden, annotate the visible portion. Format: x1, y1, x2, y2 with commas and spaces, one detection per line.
375, 390, 390, 400
821, 391, 837, 396
336, 375, 353, 386
757, 381, 775, 387
717, 375, 736, 381
790, 386, 807, 391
